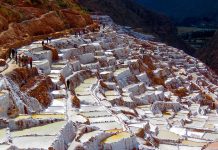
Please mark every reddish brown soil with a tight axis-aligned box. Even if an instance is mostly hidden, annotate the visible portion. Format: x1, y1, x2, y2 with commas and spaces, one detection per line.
0, 0, 98, 59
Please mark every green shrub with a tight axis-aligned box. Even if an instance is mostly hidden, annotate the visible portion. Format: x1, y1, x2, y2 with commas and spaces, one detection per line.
0, 6, 13, 17
56, 0, 68, 8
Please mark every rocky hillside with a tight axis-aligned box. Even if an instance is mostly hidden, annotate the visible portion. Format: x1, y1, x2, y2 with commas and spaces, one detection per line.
0, 0, 97, 59
78, 0, 194, 55
198, 31, 218, 74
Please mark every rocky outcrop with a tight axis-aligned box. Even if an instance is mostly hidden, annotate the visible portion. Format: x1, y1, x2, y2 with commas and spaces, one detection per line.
21, 75, 54, 107
6, 67, 54, 108
60, 9, 93, 28
6, 68, 39, 87
72, 95, 81, 108
0, 76, 42, 117
43, 44, 59, 61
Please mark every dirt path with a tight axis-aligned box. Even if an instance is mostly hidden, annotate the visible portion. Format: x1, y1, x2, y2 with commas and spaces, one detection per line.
1, 59, 19, 75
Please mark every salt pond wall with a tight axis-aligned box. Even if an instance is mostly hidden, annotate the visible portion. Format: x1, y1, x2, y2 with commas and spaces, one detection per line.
51, 121, 77, 150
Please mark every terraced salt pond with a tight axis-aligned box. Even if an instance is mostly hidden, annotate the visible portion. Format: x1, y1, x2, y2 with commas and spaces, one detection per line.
105, 90, 120, 101
14, 115, 31, 121
102, 132, 131, 143
50, 70, 62, 74
45, 98, 66, 113
157, 130, 181, 141
48, 73, 60, 83
31, 114, 65, 119
8, 121, 66, 149
91, 122, 122, 130
159, 144, 202, 150
181, 140, 207, 147
12, 123, 65, 148
14, 114, 65, 120
75, 77, 97, 105
80, 111, 112, 118
0, 145, 11, 149
51, 64, 67, 70
79, 106, 107, 112
79, 130, 102, 143
77, 96, 97, 105
13, 135, 57, 149
88, 116, 117, 123
11, 121, 66, 137
0, 128, 7, 143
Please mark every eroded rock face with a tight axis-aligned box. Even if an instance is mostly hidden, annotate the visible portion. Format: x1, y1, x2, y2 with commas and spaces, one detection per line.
6, 67, 39, 87
72, 95, 81, 108
0, 15, 8, 32
21, 11, 65, 36
0, 76, 42, 117
21, 75, 54, 107
6, 67, 54, 109
60, 9, 92, 28
43, 44, 59, 61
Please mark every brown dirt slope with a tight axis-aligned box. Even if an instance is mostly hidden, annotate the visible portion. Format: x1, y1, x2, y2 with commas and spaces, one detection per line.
0, 0, 96, 59
6, 67, 54, 107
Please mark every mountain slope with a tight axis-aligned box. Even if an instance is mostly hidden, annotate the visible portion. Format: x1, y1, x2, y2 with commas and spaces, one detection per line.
198, 31, 218, 74
136, 0, 218, 74
136, 0, 218, 25
0, 0, 97, 59
78, 0, 194, 54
